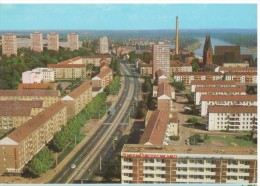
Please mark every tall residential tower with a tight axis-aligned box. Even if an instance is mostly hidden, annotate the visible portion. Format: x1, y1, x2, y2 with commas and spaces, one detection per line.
47, 32, 59, 51
99, 36, 109, 54
2, 34, 17, 56
30, 32, 43, 52
67, 33, 79, 51
153, 42, 170, 78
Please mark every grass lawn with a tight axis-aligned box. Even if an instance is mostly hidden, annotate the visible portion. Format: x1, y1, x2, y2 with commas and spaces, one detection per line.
204, 135, 256, 147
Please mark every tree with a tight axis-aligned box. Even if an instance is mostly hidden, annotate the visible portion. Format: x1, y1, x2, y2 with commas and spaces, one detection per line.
191, 58, 199, 72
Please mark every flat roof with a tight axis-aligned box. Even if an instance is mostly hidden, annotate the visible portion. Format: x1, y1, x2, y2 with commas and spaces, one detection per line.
122, 144, 257, 156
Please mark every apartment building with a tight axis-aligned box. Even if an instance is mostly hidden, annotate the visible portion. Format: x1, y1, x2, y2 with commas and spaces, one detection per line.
83, 54, 111, 67
223, 63, 249, 67
200, 95, 257, 116
18, 83, 56, 90
22, 68, 55, 83
140, 110, 169, 145
0, 90, 60, 107
0, 101, 67, 174
224, 72, 257, 84
215, 67, 257, 73
208, 105, 257, 131
157, 82, 173, 112
173, 72, 223, 86
62, 82, 92, 118
67, 33, 79, 51
190, 80, 237, 93
92, 67, 113, 89
153, 43, 170, 78
155, 69, 168, 85
0, 101, 45, 130
170, 60, 192, 74
121, 144, 257, 184
140, 63, 153, 76
99, 36, 109, 54
2, 34, 17, 56
47, 63, 86, 80
47, 32, 59, 51
30, 32, 43, 52
194, 86, 247, 106
17, 38, 31, 48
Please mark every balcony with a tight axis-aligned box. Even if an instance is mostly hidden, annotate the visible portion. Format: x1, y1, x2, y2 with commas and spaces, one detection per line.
176, 164, 216, 168
143, 170, 166, 174
122, 176, 133, 181
122, 169, 133, 174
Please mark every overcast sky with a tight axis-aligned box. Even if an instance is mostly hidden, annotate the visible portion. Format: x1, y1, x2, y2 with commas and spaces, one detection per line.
0, 4, 257, 30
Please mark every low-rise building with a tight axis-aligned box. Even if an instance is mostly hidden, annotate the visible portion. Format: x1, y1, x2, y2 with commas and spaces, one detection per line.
0, 90, 60, 107
91, 67, 113, 89
223, 63, 249, 67
140, 110, 169, 145
22, 68, 55, 83
170, 60, 192, 74
83, 54, 111, 67
61, 82, 92, 118
208, 105, 257, 131
195, 86, 247, 106
224, 72, 257, 84
18, 83, 56, 90
155, 69, 168, 85
0, 101, 67, 174
190, 80, 237, 93
140, 63, 153, 76
121, 144, 257, 184
173, 72, 223, 86
215, 67, 257, 73
157, 82, 173, 112
200, 95, 257, 116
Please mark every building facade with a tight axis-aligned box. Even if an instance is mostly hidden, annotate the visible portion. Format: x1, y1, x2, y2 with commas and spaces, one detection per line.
22, 68, 55, 84
0, 101, 67, 174
190, 80, 237, 93
62, 82, 92, 118
208, 105, 257, 131
67, 33, 79, 51
153, 43, 170, 78
91, 67, 113, 89
121, 144, 257, 184
224, 72, 257, 84
2, 34, 17, 56
99, 36, 109, 54
0, 90, 60, 107
170, 61, 192, 74
195, 86, 247, 106
200, 95, 257, 116
173, 72, 223, 86
47, 32, 59, 51
30, 32, 43, 52
157, 82, 172, 112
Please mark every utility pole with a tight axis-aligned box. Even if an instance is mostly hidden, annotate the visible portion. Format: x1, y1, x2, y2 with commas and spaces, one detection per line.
99, 155, 102, 172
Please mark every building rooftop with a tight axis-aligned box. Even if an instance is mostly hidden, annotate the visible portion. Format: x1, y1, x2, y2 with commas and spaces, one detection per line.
224, 72, 257, 75
0, 108, 32, 116
170, 60, 191, 67
173, 72, 223, 76
201, 94, 257, 102
191, 80, 236, 85
18, 83, 56, 90
139, 110, 169, 145
47, 64, 86, 68
122, 144, 257, 156
155, 69, 166, 78
0, 90, 60, 97
219, 67, 257, 72
157, 82, 171, 98
68, 82, 92, 99
195, 86, 246, 92
97, 67, 112, 79
6, 101, 66, 143
0, 100, 44, 109
208, 105, 257, 113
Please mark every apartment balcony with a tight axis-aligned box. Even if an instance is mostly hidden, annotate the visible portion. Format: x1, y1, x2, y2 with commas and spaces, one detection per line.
177, 171, 215, 176
226, 179, 249, 184
176, 178, 215, 183
226, 172, 249, 176
176, 164, 216, 168
122, 169, 133, 174
227, 164, 250, 169
143, 177, 166, 182
143, 170, 166, 174
122, 176, 133, 181
122, 162, 133, 166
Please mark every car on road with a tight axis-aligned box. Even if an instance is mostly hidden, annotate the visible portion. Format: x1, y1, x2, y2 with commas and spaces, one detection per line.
70, 163, 76, 169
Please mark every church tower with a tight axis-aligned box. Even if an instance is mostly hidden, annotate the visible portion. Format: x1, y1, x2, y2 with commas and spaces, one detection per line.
203, 35, 213, 68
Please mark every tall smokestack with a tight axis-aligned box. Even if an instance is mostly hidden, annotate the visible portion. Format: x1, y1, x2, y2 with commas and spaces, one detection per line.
175, 16, 179, 55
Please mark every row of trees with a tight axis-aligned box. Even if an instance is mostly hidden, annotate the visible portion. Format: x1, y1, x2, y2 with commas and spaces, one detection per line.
27, 92, 107, 176
0, 47, 96, 89
128, 51, 152, 64
105, 76, 120, 95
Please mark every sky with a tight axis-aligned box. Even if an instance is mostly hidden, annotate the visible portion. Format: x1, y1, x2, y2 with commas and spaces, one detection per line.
0, 4, 257, 30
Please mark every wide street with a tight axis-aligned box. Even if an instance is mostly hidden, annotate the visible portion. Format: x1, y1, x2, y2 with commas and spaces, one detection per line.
50, 60, 139, 183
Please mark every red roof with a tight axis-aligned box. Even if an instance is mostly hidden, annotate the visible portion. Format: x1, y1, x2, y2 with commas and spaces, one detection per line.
224, 72, 257, 76
157, 82, 171, 98
191, 80, 236, 85
195, 86, 246, 92
201, 94, 257, 102
140, 110, 169, 145
18, 83, 56, 90
173, 72, 223, 76
219, 67, 257, 72
0, 101, 44, 108
0, 90, 60, 97
68, 82, 92, 99
97, 67, 112, 79
47, 64, 85, 68
0, 108, 32, 116
7, 101, 66, 143
208, 105, 257, 113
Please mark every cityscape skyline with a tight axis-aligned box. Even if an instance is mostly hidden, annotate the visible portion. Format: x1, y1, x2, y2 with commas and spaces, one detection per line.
0, 4, 257, 30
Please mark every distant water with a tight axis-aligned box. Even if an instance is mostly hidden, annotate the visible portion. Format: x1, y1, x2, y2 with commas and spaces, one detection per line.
193, 37, 256, 57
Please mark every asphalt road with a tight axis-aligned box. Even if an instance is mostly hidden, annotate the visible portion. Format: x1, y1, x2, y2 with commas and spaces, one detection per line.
49, 60, 138, 183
